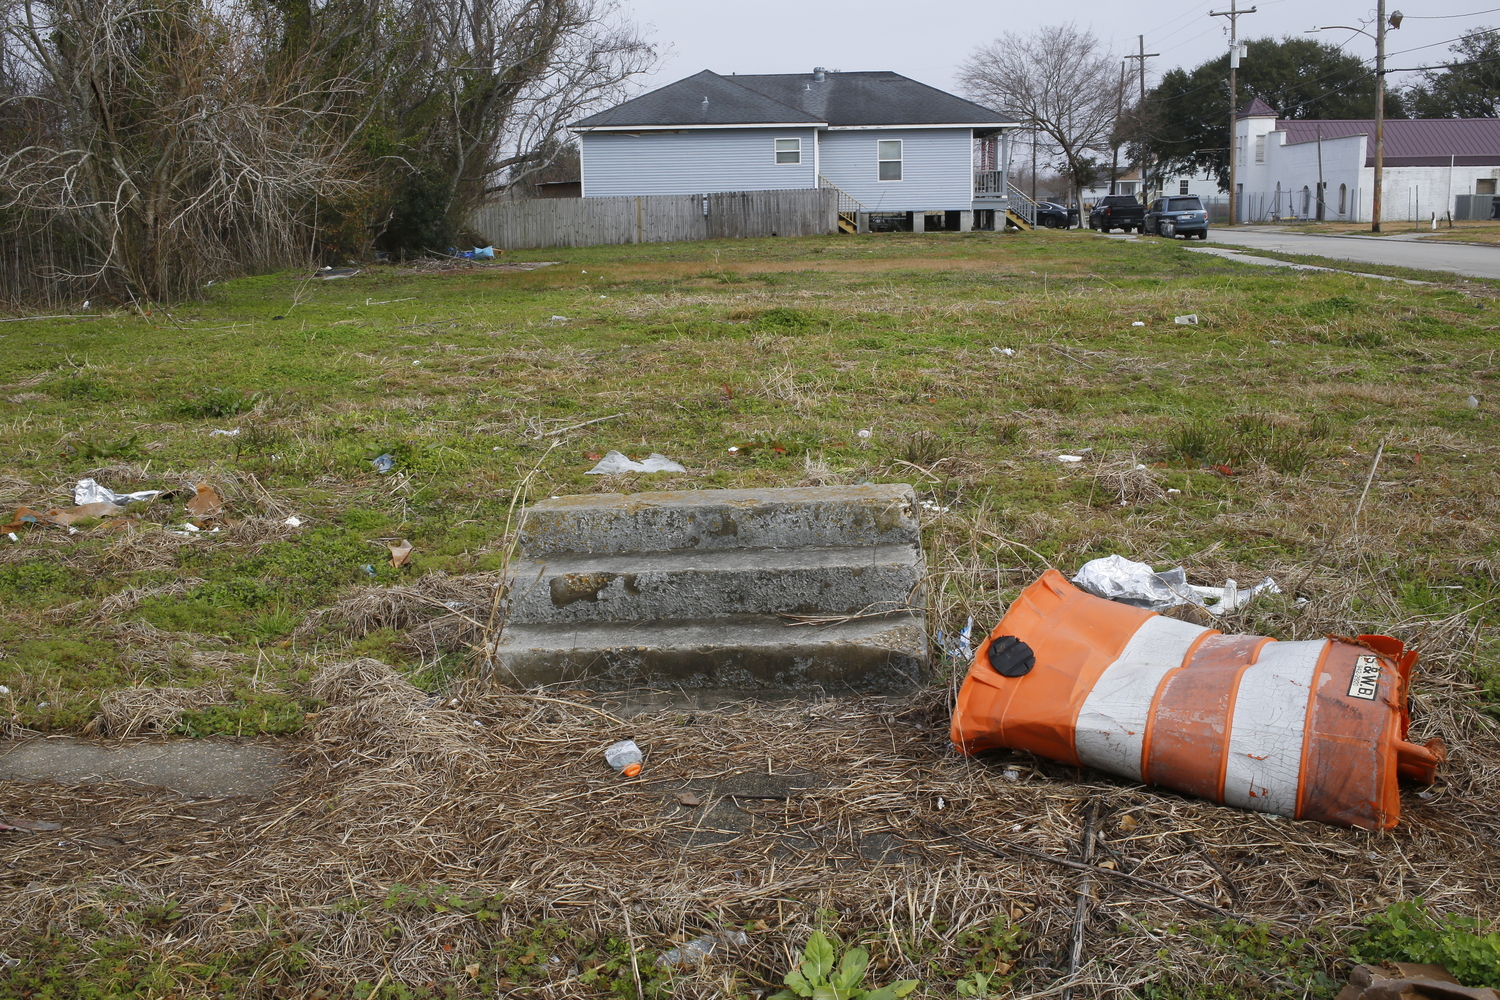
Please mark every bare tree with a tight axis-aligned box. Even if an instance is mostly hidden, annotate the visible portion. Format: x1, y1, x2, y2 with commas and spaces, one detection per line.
959, 23, 1123, 210
0, 0, 654, 303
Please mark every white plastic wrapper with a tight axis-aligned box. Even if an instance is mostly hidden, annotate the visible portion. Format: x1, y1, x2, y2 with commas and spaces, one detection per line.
73, 478, 162, 506
1072, 554, 1280, 612
584, 451, 686, 475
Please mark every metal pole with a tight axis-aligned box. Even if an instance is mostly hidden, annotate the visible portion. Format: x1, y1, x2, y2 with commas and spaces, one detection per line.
1373, 0, 1386, 232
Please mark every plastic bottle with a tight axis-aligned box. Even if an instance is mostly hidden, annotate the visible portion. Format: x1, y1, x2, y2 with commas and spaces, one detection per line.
604, 739, 643, 777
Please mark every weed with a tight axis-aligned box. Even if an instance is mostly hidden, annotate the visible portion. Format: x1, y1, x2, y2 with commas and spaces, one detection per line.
1352, 900, 1500, 986
174, 387, 262, 419
772, 931, 918, 1000
1168, 414, 1318, 473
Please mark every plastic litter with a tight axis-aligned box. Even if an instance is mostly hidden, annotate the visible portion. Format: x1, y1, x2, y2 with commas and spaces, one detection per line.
284, 516, 303, 527
604, 739, 643, 777
656, 930, 749, 968
937, 617, 975, 662
584, 451, 686, 475
1072, 553, 1279, 612
472, 246, 495, 260
953, 570, 1445, 829
550, 315, 569, 322
1057, 454, 1085, 463
74, 479, 161, 506
990, 347, 1016, 356
317, 267, 359, 280
1466, 394, 1480, 409
1131, 321, 1146, 327
209, 427, 241, 437
1174, 314, 1200, 325
371, 454, 395, 474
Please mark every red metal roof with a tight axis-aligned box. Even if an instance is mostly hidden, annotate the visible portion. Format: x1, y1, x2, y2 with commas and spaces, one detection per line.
1277, 118, 1500, 166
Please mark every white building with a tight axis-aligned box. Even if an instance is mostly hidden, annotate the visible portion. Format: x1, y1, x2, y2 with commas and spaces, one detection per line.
1232, 97, 1500, 223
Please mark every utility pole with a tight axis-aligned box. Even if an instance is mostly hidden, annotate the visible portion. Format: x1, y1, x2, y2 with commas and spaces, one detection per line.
1373, 0, 1388, 232
1109, 61, 1125, 194
1316, 123, 1325, 220
1123, 35, 1159, 198
1210, 0, 1256, 225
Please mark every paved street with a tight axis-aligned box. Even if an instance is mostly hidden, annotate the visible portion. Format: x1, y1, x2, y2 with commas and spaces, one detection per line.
1204, 227, 1500, 280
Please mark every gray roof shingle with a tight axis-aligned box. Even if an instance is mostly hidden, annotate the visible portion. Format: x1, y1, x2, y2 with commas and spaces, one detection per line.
572, 69, 1014, 129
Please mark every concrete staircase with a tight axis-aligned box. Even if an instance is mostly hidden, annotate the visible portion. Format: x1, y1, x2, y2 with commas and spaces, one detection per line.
494, 485, 929, 692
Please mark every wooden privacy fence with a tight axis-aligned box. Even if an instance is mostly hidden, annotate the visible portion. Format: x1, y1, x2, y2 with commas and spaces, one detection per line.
468, 188, 837, 250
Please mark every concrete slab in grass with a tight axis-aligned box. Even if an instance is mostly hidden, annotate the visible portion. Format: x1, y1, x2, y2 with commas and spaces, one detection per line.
0, 738, 285, 798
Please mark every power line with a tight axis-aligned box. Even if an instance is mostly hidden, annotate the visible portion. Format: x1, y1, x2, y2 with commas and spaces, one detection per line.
1401, 6, 1500, 17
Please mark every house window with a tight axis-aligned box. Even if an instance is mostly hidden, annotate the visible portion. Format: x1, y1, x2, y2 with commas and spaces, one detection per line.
1254, 135, 1266, 164
1302, 185, 1311, 216
1478, 178, 1497, 195
1339, 184, 1347, 214
1179, 180, 1190, 195
878, 140, 902, 181
775, 138, 801, 165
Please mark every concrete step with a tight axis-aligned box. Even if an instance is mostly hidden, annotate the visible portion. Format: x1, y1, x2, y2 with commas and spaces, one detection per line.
518, 485, 918, 558
492, 613, 927, 692
508, 544, 923, 625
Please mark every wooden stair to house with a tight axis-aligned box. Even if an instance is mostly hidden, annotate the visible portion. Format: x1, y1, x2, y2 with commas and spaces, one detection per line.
820, 176, 866, 234
1005, 208, 1034, 231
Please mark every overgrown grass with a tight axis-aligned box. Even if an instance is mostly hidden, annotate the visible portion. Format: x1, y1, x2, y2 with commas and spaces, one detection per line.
2, 230, 1498, 999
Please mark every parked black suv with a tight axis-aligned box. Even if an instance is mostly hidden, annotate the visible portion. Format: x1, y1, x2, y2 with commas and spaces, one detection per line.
1145, 196, 1209, 239
1087, 195, 1145, 233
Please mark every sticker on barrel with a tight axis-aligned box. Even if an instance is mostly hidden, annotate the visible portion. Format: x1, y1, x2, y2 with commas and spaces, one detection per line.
1347, 655, 1382, 700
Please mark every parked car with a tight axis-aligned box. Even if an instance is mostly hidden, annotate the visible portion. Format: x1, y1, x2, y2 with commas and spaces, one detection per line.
1087, 195, 1145, 233
1035, 201, 1078, 228
1145, 196, 1210, 239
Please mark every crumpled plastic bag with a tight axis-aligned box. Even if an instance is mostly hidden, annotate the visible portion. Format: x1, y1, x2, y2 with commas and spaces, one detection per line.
1072, 554, 1279, 612
74, 478, 161, 506
656, 930, 748, 968
584, 451, 686, 475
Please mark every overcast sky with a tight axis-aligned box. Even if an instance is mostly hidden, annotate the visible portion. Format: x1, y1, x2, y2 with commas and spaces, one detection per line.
623, 0, 1499, 99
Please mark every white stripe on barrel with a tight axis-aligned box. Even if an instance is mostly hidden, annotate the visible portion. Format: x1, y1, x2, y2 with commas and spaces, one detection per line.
1221, 639, 1323, 815
1074, 616, 1213, 780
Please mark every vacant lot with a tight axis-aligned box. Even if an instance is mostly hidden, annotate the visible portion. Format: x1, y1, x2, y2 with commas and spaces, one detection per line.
2, 231, 1497, 998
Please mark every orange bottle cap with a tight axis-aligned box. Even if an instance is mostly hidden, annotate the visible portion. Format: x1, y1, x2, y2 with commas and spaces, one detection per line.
622, 762, 642, 777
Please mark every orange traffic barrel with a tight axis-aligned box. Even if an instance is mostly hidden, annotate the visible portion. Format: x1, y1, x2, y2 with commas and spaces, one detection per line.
952, 570, 1444, 829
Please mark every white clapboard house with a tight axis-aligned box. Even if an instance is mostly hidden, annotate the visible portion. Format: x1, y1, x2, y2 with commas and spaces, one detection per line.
569, 68, 1026, 232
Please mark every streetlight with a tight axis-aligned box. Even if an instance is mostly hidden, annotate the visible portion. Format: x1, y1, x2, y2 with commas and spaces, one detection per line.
1308, 7, 1401, 231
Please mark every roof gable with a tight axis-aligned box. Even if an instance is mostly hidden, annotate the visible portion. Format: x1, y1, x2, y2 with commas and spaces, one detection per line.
1238, 97, 1280, 118
572, 69, 1014, 129
571, 70, 821, 128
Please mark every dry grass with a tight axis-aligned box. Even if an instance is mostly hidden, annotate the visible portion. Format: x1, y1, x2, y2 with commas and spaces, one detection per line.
95, 683, 231, 736
1, 646, 1495, 998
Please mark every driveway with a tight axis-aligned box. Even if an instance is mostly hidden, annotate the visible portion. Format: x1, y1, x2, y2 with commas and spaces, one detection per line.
1204, 227, 1500, 279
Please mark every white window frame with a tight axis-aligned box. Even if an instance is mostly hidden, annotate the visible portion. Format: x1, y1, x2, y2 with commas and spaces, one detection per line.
1254, 135, 1266, 164
774, 137, 801, 165
877, 139, 903, 181
1179, 180, 1190, 195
